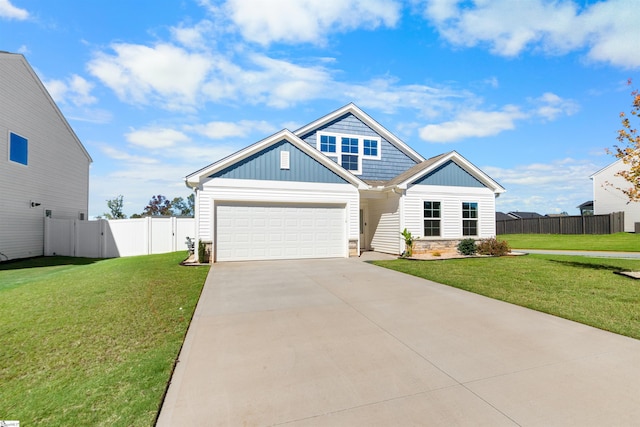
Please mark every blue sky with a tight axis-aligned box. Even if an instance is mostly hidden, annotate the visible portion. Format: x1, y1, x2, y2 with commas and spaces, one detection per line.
2, 0, 638, 218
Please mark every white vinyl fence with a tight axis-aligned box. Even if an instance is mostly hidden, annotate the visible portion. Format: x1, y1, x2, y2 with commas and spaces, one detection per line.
44, 217, 195, 258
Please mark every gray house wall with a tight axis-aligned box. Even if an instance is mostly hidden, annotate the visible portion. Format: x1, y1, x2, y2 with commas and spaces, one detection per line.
0, 53, 91, 261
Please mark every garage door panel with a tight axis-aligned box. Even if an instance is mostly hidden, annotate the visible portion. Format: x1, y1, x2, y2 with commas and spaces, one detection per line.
216, 203, 345, 261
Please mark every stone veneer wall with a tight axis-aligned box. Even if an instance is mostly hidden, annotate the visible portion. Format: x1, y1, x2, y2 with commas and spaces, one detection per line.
412, 239, 468, 256
349, 239, 358, 257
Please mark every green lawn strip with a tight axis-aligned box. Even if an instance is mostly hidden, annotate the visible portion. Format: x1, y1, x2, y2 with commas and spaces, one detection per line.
0, 252, 209, 426
372, 255, 640, 340
498, 232, 640, 252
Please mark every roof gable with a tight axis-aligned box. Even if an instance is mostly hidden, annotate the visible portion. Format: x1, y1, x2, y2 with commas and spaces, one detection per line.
0, 52, 92, 163
294, 103, 424, 163
186, 129, 367, 189
209, 139, 348, 184
387, 151, 505, 193
413, 159, 485, 187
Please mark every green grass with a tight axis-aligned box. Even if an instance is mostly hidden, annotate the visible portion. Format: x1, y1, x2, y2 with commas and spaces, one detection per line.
373, 255, 640, 340
0, 252, 209, 426
499, 232, 640, 251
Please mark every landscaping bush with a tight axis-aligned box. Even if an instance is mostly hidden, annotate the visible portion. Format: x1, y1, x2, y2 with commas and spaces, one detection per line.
457, 238, 477, 255
477, 237, 511, 256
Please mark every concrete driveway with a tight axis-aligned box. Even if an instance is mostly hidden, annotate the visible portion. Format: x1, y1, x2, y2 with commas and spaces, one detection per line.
157, 255, 640, 426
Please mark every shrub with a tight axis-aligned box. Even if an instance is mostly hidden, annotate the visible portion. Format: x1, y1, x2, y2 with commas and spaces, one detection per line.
400, 228, 415, 257
457, 238, 477, 255
477, 238, 511, 256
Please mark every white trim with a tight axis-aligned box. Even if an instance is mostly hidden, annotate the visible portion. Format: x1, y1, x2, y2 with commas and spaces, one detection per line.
315, 131, 382, 176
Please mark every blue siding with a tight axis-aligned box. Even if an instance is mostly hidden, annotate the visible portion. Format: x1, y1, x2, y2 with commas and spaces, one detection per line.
412, 160, 486, 188
300, 113, 417, 181
209, 140, 348, 184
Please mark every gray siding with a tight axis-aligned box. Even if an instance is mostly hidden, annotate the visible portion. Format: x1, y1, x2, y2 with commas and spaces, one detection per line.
300, 113, 417, 181
210, 140, 348, 184
0, 54, 91, 261
412, 160, 485, 188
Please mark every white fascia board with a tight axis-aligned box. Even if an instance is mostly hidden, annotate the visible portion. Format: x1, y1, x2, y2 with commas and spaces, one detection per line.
590, 158, 623, 179
294, 103, 425, 163
185, 129, 368, 190
395, 151, 506, 194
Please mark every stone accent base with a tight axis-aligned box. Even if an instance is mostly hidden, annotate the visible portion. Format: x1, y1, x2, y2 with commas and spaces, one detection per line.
412, 239, 468, 257
199, 240, 212, 263
349, 239, 359, 257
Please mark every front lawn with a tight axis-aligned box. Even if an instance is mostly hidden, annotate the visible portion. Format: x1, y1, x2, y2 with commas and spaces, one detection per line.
499, 232, 640, 252
0, 252, 209, 426
373, 255, 640, 340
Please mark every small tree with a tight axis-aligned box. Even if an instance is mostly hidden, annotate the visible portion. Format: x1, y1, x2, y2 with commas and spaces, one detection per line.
608, 79, 640, 201
142, 195, 172, 216
104, 195, 126, 219
171, 194, 195, 217
400, 228, 415, 258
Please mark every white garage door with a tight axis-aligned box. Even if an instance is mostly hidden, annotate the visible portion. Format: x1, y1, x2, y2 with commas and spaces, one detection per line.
216, 203, 346, 261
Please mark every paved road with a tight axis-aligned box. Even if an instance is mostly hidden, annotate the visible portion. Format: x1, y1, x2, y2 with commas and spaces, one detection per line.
158, 255, 640, 426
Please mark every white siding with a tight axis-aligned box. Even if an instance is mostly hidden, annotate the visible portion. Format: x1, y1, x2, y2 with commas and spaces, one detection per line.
592, 160, 640, 232
0, 54, 91, 260
196, 178, 359, 255
404, 185, 497, 239
368, 192, 401, 254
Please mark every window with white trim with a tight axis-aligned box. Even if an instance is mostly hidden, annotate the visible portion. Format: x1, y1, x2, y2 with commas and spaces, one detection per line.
316, 132, 381, 175
462, 202, 478, 236
423, 201, 441, 237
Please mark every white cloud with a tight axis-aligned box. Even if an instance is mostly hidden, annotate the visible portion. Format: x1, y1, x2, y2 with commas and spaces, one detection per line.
486, 157, 601, 214
0, 0, 28, 20
87, 43, 213, 110
99, 145, 158, 164
420, 0, 640, 68
171, 20, 214, 49
530, 92, 579, 121
44, 74, 97, 107
125, 128, 191, 149
223, 0, 401, 45
419, 105, 526, 142
185, 120, 276, 139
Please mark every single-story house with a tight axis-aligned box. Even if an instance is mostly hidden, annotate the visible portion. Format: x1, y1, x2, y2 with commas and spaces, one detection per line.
186, 104, 505, 262
591, 159, 640, 232
0, 52, 92, 261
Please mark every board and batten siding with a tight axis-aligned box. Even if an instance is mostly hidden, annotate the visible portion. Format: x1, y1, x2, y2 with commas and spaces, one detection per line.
404, 185, 497, 239
368, 192, 401, 254
196, 178, 359, 245
300, 113, 418, 181
0, 54, 91, 260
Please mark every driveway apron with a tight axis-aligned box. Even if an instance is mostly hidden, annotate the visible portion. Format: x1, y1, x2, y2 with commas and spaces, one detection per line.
157, 257, 640, 426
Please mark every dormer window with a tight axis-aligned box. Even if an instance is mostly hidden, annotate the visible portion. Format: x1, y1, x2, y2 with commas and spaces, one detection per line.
316, 132, 381, 175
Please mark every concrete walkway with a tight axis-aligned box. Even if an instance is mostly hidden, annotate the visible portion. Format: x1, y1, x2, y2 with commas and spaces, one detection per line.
157, 256, 640, 426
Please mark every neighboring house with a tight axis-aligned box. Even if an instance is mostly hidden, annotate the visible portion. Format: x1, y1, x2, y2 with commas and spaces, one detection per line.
496, 212, 513, 221
506, 211, 543, 220
0, 52, 92, 261
591, 159, 640, 232
577, 201, 594, 216
186, 104, 505, 262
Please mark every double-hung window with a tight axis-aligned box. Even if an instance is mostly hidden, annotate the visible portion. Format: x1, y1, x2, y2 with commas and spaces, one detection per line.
9, 132, 28, 165
462, 202, 478, 236
316, 132, 381, 175
424, 201, 441, 236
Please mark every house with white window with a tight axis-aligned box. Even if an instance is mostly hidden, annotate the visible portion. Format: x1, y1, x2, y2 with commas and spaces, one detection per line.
186, 104, 505, 262
0, 52, 92, 261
